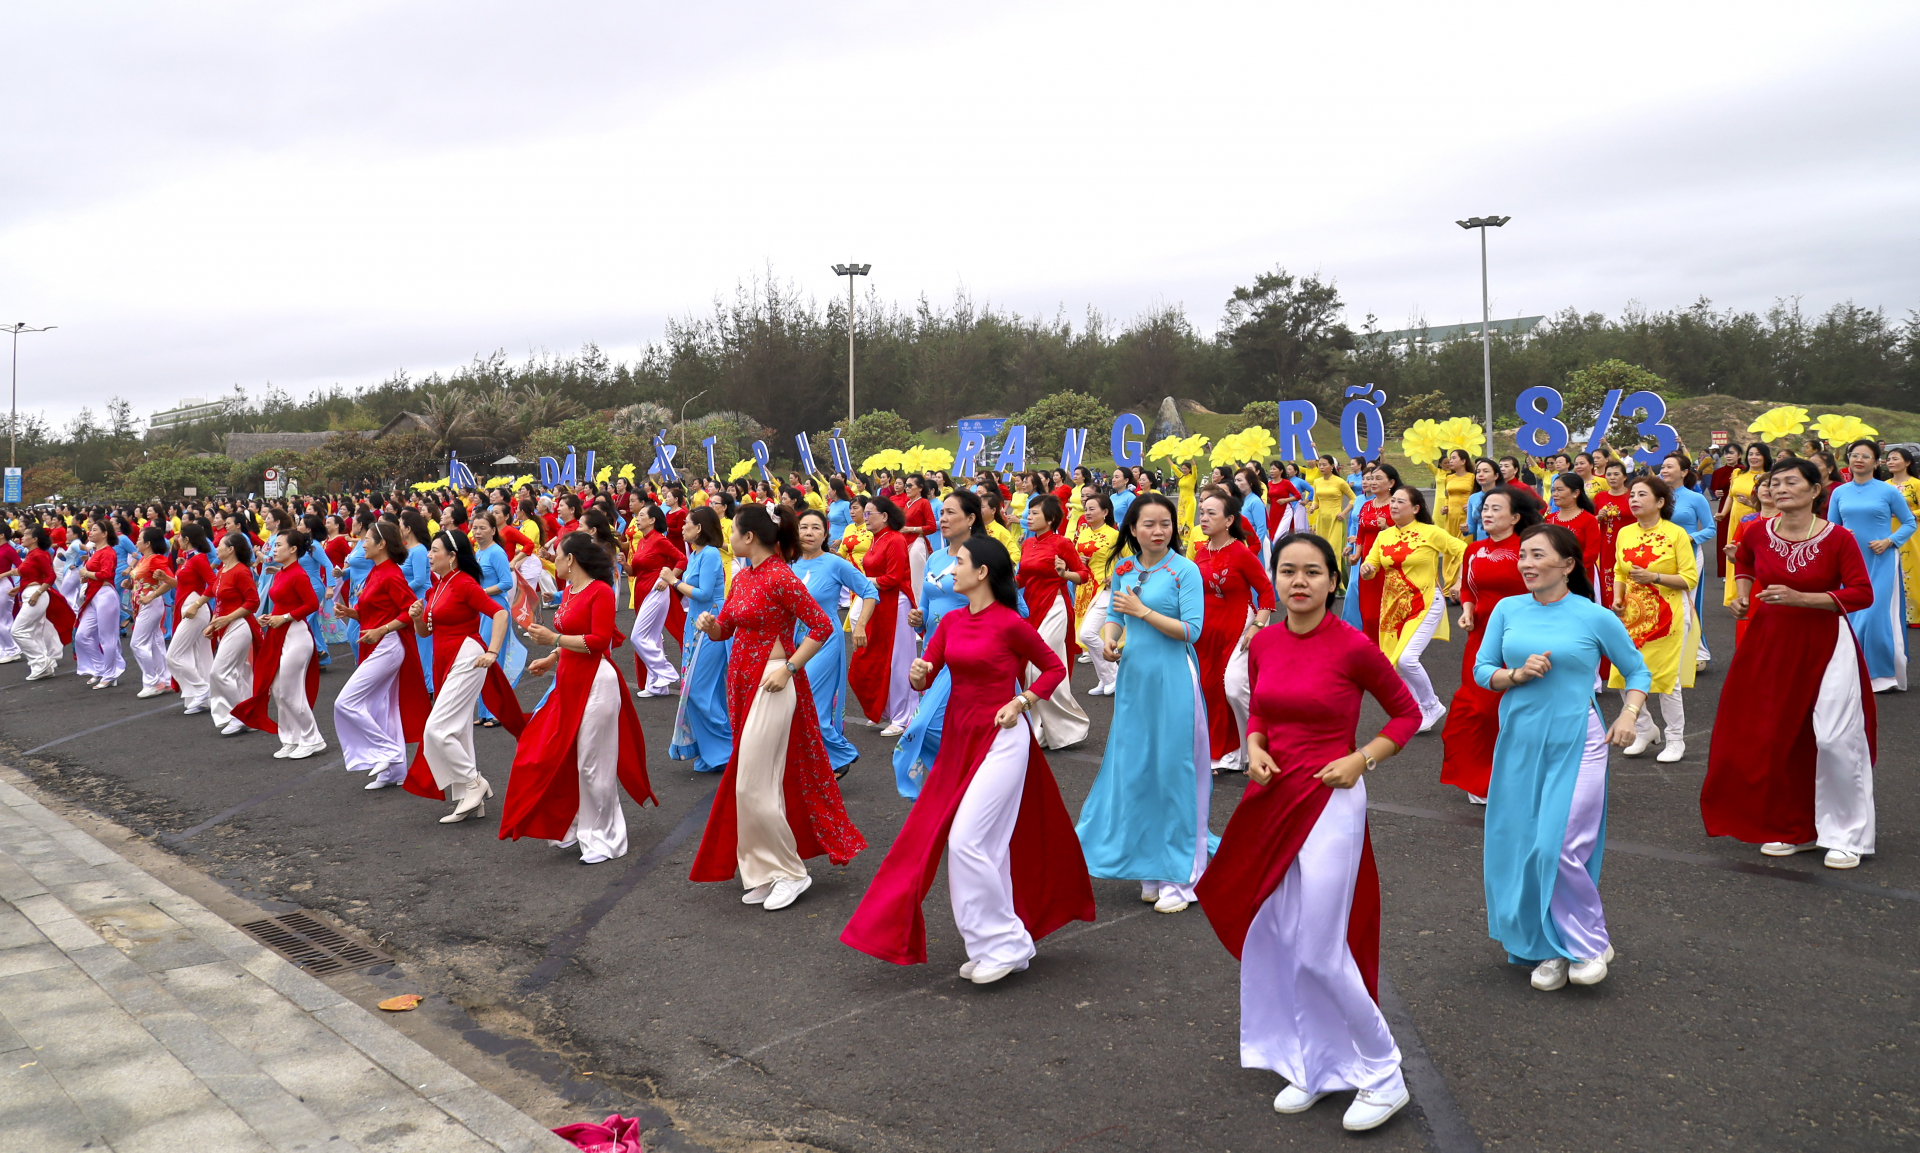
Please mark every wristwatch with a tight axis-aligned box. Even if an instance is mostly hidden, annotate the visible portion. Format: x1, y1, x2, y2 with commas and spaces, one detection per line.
784, 659, 801, 676
1362, 753, 1377, 774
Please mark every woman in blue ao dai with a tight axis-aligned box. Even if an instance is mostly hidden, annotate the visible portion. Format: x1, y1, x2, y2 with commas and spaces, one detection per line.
791, 507, 877, 775
667, 507, 734, 773
1826, 439, 1915, 692
892, 491, 1023, 798
1075, 493, 1214, 914
1475, 522, 1650, 992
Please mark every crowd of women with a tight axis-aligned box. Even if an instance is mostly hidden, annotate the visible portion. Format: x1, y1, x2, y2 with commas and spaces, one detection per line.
0, 429, 1897, 1136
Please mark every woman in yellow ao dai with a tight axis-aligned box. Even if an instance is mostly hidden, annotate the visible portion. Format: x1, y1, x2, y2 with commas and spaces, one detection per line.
1360, 485, 1465, 727
1608, 476, 1699, 761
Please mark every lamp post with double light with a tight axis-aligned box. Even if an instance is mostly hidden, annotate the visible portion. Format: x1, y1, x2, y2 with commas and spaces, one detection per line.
3, 323, 57, 471
832, 263, 871, 425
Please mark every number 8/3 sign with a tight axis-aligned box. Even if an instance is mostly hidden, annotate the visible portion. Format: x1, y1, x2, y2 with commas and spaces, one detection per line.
1514, 386, 1679, 467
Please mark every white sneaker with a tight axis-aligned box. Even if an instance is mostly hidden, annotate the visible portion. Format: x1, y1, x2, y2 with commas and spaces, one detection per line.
1569, 955, 1609, 986
958, 960, 978, 979
1154, 889, 1189, 914
1824, 849, 1862, 869
1467, 794, 1487, 805
288, 741, 326, 760
93, 678, 117, 690
1531, 957, 1569, 991
273, 745, 294, 759
1273, 1084, 1329, 1114
1342, 1085, 1410, 1131
0, 653, 19, 664
1656, 740, 1686, 763
879, 723, 906, 738
741, 883, 773, 905
1762, 841, 1819, 856
763, 875, 812, 911
219, 719, 247, 736
363, 776, 396, 790
182, 703, 208, 714
968, 960, 1027, 985
1139, 882, 1161, 904
1076, 654, 1091, 664
1417, 703, 1446, 733
136, 685, 163, 698
1623, 732, 1654, 757
24, 666, 50, 681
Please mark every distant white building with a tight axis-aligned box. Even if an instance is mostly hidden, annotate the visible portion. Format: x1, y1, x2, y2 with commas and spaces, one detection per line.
149, 398, 231, 431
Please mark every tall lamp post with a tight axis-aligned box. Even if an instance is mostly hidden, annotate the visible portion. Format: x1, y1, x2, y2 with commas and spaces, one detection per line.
3, 323, 57, 471
678, 388, 707, 476
1454, 217, 1509, 445
832, 263, 871, 425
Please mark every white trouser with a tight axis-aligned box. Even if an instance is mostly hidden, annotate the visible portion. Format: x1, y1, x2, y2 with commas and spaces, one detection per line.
270, 623, 322, 749
336, 632, 407, 778
883, 593, 920, 727
208, 624, 254, 728
559, 660, 628, 861
1218, 606, 1254, 770
631, 585, 678, 694
0, 576, 19, 659
423, 638, 487, 791
515, 554, 546, 601
166, 602, 214, 707
1076, 589, 1116, 692
1694, 544, 1711, 661
1633, 688, 1685, 746
1812, 625, 1875, 854
1239, 781, 1404, 1096
130, 602, 170, 689
1026, 599, 1088, 749
11, 585, 60, 676
908, 536, 929, 608
948, 717, 1036, 969
1393, 594, 1446, 715
734, 660, 805, 886
74, 588, 125, 680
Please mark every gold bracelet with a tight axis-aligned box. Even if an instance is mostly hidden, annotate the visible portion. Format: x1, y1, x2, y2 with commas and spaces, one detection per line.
1622, 701, 1642, 716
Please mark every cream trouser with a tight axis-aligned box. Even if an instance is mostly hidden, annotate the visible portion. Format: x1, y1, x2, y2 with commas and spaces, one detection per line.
558, 659, 628, 861
130, 602, 170, 689
1025, 599, 1088, 749
1076, 589, 1116, 693
269, 623, 323, 749
734, 660, 806, 888
208, 624, 255, 728
167, 601, 214, 707
948, 717, 1037, 969
423, 638, 488, 791
11, 585, 60, 676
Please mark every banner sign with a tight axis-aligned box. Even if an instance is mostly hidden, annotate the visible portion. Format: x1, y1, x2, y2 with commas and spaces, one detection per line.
3, 467, 19, 504
956, 418, 1005, 477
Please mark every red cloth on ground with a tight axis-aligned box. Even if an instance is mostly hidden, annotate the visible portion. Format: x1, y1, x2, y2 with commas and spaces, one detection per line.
1439, 536, 1526, 796
841, 600, 1092, 963
499, 580, 652, 839
232, 566, 321, 736
402, 570, 528, 797
1701, 521, 1875, 845
689, 555, 866, 879
1352, 500, 1393, 640
354, 560, 431, 742
848, 528, 913, 722
14, 548, 74, 642
1196, 613, 1420, 1001
1194, 538, 1276, 759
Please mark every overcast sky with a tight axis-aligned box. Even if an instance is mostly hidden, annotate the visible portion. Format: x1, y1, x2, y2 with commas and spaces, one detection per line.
3, 1, 1917, 430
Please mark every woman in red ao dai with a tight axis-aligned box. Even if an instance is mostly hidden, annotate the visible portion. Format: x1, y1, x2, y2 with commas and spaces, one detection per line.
231, 529, 326, 757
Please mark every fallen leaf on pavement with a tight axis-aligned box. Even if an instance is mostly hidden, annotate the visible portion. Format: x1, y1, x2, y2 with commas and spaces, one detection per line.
378, 994, 423, 1011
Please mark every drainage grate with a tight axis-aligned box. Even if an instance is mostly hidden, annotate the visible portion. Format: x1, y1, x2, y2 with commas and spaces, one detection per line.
239, 911, 389, 976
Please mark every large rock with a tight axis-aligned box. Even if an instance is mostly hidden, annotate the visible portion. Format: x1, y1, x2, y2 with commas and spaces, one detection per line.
1152, 396, 1188, 442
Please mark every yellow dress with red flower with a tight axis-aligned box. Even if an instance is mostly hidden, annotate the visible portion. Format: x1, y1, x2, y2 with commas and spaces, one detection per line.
1608, 518, 1699, 694
1363, 522, 1465, 664
1070, 520, 1120, 628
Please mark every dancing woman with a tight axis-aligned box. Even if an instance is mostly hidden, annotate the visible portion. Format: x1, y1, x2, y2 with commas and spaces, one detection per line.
789, 507, 874, 776
1660, 453, 1719, 667
1341, 463, 1397, 637
205, 533, 262, 735
1701, 460, 1877, 869
628, 501, 685, 697
1075, 493, 1212, 915
73, 521, 127, 689
230, 529, 326, 757
1440, 449, 1475, 539
1074, 493, 1122, 698
1825, 438, 1914, 692
11, 525, 75, 681
894, 491, 999, 798
160, 523, 217, 708
1015, 494, 1092, 749
688, 505, 866, 910
842, 534, 1095, 983
1610, 477, 1699, 763
848, 495, 918, 738
469, 513, 526, 728
1194, 488, 1275, 772
1478, 524, 1650, 992
1544, 473, 1601, 591
500, 533, 653, 863
666, 507, 734, 774
0, 526, 20, 666
1309, 455, 1352, 556
334, 521, 431, 789
1720, 442, 1771, 613
1440, 487, 1542, 804
1196, 533, 1420, 1132
1358, 485, 1465, 732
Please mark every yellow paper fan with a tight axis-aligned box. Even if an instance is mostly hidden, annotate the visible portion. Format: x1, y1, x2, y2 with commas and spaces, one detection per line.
1747, 405, 1809, 443
728, 459, 756, 481
618, 463, 636, 480
1812, 412, 1877, 444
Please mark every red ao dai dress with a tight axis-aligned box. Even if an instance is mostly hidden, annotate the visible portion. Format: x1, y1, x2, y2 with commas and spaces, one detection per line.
1195, 538, 1277, 771
126, 553, 175, 693
1014, 530, 1092, 749
689, 556, 866, 892
231, 566, 323, 752
842, 601, 1095, 972
1701, 521, 1877, 856
333, 559, 431, 786
10, 547, 74, 680
1197, 614, 1420, 1101
166, 550, 217, 708
500, 579, 653, 863
1440, 535, 1527, 800
72, 545, 125, 683
849, 528, 918, 730
206, 563, 262, 731
401, 571, 527, 807
627, 529, 686, 696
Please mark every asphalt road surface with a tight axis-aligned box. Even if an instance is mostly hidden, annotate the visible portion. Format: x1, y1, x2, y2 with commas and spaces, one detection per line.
2, 568, 1914, 1152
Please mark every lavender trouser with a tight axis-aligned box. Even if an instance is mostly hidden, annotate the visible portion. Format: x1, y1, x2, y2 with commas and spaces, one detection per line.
336, 632, 407, 779
1551, 708, 1612, 962
74, 589, 125, 680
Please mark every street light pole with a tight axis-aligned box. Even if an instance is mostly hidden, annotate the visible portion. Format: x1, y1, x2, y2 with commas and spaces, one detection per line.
3, 323, 57, 471
1453, 217, 1509, 444
679, 388, 707, 476
832, 263, 871, 425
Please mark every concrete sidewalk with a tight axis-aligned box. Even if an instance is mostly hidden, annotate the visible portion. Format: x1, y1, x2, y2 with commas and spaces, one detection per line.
0, 773, 572, 1153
